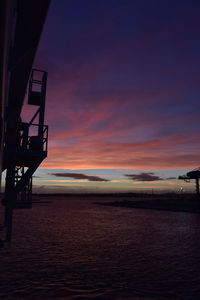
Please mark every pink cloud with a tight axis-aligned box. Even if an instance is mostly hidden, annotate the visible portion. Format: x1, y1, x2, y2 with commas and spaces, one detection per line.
40, 130, 200, 170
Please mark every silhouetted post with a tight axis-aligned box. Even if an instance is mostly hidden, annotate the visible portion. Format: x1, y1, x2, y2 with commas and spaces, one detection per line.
196, 178, 199, 198
38, 72, 47, 144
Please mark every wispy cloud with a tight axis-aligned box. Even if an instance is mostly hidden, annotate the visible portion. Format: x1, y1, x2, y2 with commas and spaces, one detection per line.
125, 172, 163, 182
125, 173, 178, 182
50, 172, 109, 182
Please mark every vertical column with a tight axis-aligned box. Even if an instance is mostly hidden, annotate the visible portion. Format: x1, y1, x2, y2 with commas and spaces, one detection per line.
38, 71, 47, 142
196, 178, 199, 197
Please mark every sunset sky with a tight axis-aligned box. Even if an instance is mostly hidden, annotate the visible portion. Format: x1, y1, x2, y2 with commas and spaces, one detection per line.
20, 0, 200, 193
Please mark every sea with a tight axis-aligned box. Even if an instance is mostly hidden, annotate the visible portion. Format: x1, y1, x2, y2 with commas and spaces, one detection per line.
0, 195, 200, 299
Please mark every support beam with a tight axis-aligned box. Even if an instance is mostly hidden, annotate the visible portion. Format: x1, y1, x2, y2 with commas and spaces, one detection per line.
14, 157, 44, 194
196, 178, 199, 195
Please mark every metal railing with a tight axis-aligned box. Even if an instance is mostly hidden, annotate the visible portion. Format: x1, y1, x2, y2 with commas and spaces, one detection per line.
18, 122, 48, 153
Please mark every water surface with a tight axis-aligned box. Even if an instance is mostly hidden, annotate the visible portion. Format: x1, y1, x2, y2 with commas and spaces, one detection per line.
0, 195, 200, 299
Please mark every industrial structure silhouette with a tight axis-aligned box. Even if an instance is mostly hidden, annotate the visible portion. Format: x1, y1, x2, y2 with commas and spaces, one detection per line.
0, 0, 50, 246
179, 167, 200, 197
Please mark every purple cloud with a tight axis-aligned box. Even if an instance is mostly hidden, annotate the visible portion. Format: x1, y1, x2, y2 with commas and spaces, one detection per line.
125, 172, 163, 182
51, 172, 109, 182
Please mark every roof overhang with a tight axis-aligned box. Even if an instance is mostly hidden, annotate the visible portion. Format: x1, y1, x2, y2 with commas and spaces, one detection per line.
2, 0, 51, 165
8, 0, 51, 113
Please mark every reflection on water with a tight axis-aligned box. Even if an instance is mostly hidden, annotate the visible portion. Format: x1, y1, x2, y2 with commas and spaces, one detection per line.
0, 195, 200, 299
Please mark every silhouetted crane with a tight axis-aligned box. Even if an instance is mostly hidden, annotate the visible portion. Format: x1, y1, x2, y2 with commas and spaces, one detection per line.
179, 167, 200, 197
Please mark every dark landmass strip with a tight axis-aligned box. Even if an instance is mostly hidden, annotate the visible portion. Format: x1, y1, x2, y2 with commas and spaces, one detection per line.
1, 193, 200, 213
23, 193, 200, 214
29, 192, 197, 199
0, 192, 197, 199
94, 195, 200, 214
32, 200, 52, 204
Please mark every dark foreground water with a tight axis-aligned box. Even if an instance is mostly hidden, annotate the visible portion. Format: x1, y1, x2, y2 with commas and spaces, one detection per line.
0, 195, 200, 299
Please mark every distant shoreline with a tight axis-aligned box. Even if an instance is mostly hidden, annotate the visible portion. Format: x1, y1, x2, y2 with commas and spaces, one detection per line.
94, 197, 200, 214
29, 192, 197, 198
0, 192, 197, 198
1, 193, 199, 214
32, 193, 200, 214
